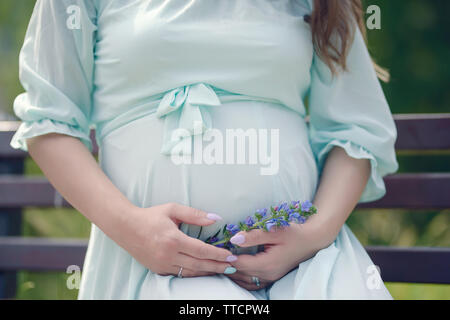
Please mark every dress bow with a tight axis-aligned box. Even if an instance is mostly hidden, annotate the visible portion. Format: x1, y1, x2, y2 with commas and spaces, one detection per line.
156, 83, 221, 155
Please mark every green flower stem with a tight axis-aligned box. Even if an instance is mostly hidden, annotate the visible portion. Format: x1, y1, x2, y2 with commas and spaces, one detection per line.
209, 238, 228, 246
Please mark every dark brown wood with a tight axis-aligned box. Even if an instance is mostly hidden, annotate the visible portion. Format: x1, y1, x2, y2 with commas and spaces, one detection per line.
357, 173, 450, 209
0, 122, 24, 158
1, 173, 449, 209
366, 246, 450, 284
0, 176, 70, 208
393, 114, 450, 151
0, 150, 24, 299
1, 237, 448, 284
0, 131, 25, 158
0, 237, 88, 272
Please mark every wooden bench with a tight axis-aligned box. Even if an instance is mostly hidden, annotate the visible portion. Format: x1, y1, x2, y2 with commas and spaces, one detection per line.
0, 114, 449, 299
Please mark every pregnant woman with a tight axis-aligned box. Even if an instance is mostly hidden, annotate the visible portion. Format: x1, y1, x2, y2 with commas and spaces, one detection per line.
11, 0, 398, 299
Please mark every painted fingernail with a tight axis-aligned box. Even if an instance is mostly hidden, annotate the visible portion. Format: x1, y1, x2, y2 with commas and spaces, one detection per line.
206, 213, 223, 221
230, 234, 245, 245
226, 255, 238, 262
224, 267, 237, 274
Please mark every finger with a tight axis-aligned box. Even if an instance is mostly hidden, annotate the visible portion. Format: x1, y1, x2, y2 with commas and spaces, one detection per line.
229, 228, 284, 248
226, 271, 271, 289
179, 233, 235, 262
175, 253, 234, 274
229, 277, 269, 291
169, 203, 223, 226
181, 268, 216, 278
224, 270, 255, 283
169, 265, 216, 278
228, 251, 272, 274
226, 269, 268, 285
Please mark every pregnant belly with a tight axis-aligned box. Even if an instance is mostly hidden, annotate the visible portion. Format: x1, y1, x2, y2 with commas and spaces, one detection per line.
98, 100, 318, 249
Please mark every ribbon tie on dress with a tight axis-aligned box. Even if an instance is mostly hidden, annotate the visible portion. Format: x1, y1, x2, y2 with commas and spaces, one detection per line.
156, 83, 222, 155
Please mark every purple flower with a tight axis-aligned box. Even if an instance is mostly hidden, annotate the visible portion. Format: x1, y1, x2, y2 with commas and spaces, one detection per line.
288, 212, 301, 222
278, 217, 290, 227
301, 200, 313, 212
244, 216, 255, 227
297, 216, 307, 224
208, 236, 219, 244
204, 200, 316, 248
225, 242, 235, 249
256, 208, 268, 218
279, 202, 289, 212
226, 224, 240, 235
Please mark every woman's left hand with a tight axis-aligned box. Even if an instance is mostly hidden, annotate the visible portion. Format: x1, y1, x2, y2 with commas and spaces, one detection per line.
225, 147, 370, 291
225, 217, 335, 290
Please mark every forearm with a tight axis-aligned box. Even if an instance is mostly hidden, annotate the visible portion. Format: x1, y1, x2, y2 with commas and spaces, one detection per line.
27, 133, 136, 239
309, 146, 371, 246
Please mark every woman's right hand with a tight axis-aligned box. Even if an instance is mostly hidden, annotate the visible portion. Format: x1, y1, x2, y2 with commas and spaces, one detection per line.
116, 202, 237, 278
26, 135, 235, 278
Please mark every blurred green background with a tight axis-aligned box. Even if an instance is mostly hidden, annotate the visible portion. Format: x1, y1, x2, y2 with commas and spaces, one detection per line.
1, 0, 449, 300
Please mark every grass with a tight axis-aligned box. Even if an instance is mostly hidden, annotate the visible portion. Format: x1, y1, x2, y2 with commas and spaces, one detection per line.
386, 283, 450, 300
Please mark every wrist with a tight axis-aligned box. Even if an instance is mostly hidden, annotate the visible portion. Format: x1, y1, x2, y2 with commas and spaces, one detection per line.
304, 212, 340, 249
98, 197, 139, 240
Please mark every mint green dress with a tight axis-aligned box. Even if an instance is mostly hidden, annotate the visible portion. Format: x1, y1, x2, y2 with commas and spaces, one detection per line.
11, 0, 398, 299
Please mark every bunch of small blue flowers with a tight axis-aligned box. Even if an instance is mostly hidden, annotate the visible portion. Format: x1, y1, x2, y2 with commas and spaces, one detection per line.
204, 200, 317, 249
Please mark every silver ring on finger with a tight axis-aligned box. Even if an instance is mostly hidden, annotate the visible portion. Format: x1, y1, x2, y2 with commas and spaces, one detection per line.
177, 267, 183, 278
251, 276, 260, 287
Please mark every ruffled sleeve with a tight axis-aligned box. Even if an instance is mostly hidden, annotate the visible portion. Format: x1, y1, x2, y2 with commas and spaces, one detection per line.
306, 12, 399, 203
10, 0, 98, 152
